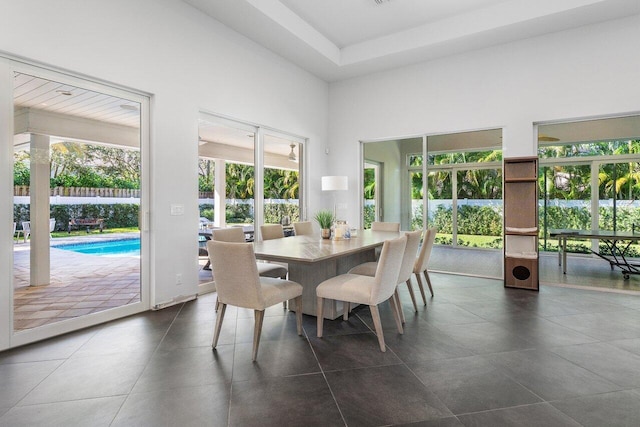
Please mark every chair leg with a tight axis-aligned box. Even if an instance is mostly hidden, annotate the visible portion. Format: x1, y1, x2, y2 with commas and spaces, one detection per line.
424, 270, 434, 297
282, 274, 288, 309
415, 273, 428, 305
252, 309, 265, 361
295, 296, 303, 336
343, 302, 350, 321
369, 305, 386, 352
212, 303, 227, 349
405, 279, 419, 312
317, 297, 324, 337
388, 294, 403, 334
394, 289, 405, 323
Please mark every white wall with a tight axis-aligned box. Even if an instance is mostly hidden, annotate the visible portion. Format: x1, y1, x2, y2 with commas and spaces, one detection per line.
329, 14, 640, 227
0, 0, 329, 306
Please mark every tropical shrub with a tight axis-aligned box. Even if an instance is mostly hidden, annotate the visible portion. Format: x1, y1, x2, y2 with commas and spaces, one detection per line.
363, 205, 375, 229
264, 203, 299, 224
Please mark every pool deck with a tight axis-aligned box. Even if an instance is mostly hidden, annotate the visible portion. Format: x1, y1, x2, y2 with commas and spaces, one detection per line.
13, 233, 141, 331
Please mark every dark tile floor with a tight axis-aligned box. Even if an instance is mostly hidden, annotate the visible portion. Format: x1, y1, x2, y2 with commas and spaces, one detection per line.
2, 273, 640, 426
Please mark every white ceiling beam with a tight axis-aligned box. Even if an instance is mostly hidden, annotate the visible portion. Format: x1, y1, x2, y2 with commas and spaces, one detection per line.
14, 108, 139, 148
199, 140, 298, 171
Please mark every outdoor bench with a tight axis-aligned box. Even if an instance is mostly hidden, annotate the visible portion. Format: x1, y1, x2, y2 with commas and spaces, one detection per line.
68, 218, 105, 233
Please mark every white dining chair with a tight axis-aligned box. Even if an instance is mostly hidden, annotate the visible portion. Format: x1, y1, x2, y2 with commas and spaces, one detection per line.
371, 221, 400, 232
208, 240, 303, 361
212, 227, 288, 309
412, 227, 437, 303
260, 224, 285, 240
316, 235, 407, 352
348, 230, 422, 320
212, 227, 288, 279
293, 221, 314, 236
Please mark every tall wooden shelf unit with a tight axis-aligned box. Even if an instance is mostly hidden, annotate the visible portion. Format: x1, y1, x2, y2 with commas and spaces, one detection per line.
503, 156, 539, 290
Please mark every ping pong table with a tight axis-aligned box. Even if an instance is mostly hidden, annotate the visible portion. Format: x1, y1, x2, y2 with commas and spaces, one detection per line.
550, 229, 640, 279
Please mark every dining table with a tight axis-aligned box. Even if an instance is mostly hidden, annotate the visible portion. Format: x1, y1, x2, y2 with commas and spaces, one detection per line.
252, 229, 405, 319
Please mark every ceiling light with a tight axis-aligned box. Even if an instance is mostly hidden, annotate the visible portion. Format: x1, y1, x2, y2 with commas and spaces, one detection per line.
120, 104, 139, 111
288, 143, 297, 162
56, 90, 72, 96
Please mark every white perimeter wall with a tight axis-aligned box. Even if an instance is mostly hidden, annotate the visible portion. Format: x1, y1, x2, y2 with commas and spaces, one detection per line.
0, 0, 329, 306
328, 14, 640, 227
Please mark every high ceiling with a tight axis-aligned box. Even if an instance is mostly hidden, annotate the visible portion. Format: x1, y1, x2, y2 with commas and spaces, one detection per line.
183, 0, 640, 81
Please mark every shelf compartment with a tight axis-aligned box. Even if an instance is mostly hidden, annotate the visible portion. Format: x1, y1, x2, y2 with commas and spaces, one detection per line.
504, 157, 537, 181
504, 182, 537, 229
505, 257, 538, 290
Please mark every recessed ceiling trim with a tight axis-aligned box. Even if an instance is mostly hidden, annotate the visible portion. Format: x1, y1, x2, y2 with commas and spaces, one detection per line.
245, 0, 340, 63
185, 0, 640, 81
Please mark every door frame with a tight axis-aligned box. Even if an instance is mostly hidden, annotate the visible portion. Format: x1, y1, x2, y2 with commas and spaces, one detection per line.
1, 56, 151, 350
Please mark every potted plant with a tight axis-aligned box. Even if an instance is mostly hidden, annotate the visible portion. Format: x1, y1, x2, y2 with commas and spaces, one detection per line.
314, 209, 334, 239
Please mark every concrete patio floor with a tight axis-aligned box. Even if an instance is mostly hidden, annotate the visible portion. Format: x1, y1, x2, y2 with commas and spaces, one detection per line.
12, 234, 141, 331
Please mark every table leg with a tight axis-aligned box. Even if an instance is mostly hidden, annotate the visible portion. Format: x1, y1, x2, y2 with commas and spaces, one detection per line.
286, 249, 376, 319
562, 236, 567, 274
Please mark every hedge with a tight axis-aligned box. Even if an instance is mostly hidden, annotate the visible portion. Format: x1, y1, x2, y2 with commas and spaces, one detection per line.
13, 204, 139, 231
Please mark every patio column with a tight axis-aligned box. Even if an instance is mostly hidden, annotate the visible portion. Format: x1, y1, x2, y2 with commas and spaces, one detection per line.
29, 133, 51, 286
214, 158, 226, 228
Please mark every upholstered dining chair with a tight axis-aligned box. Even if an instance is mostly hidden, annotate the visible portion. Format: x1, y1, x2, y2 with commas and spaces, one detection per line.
212, 227, 289, 308
370, 221, 401, 260
212, 227, 286, 277
208, 240, 303, 361
260, 224, 285, 240
293, 221, 314, 236
348, 230, 422, 321
316, 235, 407, 352
412, 227, 437, 304
371, 221, 400, 232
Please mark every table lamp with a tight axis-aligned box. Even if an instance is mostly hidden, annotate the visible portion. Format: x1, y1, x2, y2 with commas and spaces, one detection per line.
321, 175, 348, 220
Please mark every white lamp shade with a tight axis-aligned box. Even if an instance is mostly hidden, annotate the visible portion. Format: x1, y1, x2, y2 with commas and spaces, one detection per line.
321, 176, 348, 191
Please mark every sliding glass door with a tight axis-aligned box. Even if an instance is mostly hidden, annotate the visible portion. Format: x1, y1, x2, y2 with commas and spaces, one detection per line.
3, 60, 149, 348
362, 130, 503, 252
538, 116, 640, 257
197, 113, 306, 290
263, 132, 304, 229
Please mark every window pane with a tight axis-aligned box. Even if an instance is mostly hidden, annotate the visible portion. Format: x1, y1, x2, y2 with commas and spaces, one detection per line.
539, 164, 592, 254
427, 170, 452, 246
263, 134, 300, 232
456, 168, 503, 248
410, 171, 423, 231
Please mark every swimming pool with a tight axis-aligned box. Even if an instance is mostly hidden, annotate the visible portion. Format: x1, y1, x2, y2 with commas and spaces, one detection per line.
55, 239, 140, 257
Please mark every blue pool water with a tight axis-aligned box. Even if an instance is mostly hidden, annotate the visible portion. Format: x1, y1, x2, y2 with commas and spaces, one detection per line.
56, 239, 140, 257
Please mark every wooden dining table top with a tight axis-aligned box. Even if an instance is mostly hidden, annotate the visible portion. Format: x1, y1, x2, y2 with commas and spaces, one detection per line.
253, 229, 405, 263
